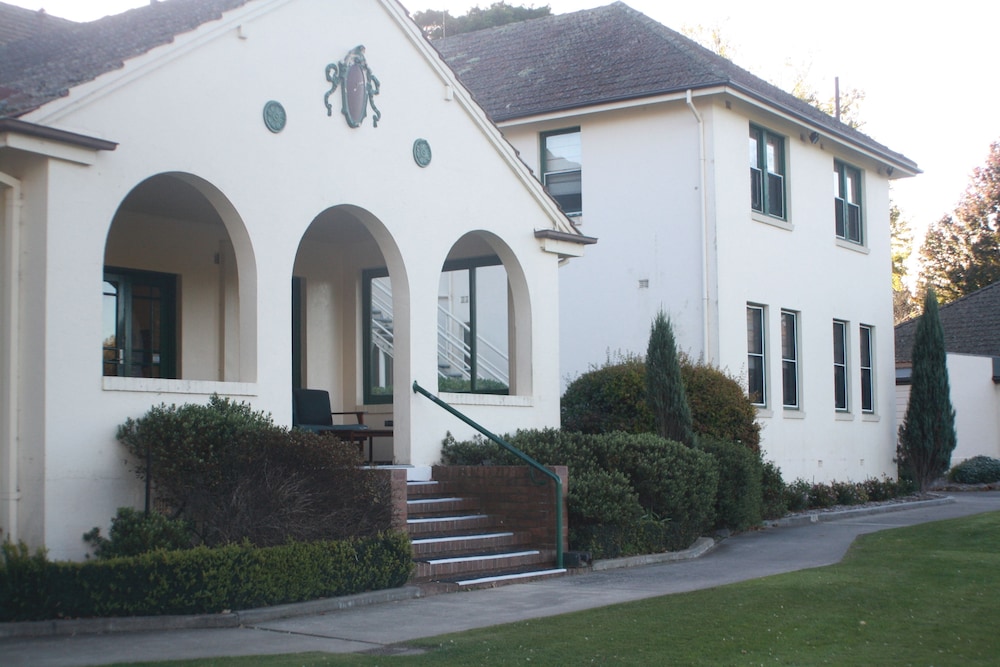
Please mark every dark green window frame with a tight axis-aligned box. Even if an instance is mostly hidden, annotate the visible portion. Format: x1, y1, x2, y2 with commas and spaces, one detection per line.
860, 324, 874, 413
103, 267, 177, 379
540, 127, 582, 216
438, 255, 510, 395
834, 160, 863, 244
833, 320, 849, 412
747, 304, 766, 407
363, 268, 394, 405
749, 125, 786, 219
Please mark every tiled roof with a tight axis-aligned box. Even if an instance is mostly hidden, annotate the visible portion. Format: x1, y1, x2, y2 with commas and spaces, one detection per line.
434, 2, 917, 173
895, 281, 1000, 363
0, 0, 251, 118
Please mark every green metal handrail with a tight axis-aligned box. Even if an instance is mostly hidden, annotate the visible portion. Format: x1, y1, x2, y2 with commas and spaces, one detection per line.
412, 381, 564, 568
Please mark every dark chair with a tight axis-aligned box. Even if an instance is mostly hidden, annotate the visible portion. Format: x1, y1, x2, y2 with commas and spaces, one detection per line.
292, 389, 368, 447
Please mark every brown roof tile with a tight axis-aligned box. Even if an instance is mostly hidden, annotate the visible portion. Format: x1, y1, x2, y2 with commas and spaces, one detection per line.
435, 2, 917, 173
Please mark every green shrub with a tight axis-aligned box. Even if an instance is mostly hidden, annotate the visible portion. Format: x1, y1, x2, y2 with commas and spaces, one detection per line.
681, 357, 761, 452
760, 461, 787, 520
561, 357, 760, 453
832, 481, 870, 506
442, 429, 718, 556
561, 357, 654, 434
949, 456, 1000, 484
784, 479, 811, 512
697, 437, 763, 531
0, 533, 412, 622
116, 397, 392, 547
83, 507, 193, 559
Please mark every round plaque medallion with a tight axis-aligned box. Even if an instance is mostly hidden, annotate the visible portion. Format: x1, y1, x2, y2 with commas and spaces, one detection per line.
413, 138, 432, 167
263, 100, 286, 133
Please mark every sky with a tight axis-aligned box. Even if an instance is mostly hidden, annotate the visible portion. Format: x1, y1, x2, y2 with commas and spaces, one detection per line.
8, 0, 998, 262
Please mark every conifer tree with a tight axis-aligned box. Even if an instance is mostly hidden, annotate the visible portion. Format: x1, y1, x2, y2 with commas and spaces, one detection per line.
645, 311, 695, 446
897, 289, 957, 491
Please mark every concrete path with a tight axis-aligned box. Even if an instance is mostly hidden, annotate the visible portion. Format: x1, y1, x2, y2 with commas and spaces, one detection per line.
4, 491, 998, 666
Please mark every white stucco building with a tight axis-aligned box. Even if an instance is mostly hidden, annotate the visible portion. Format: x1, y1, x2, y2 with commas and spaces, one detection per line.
896, 282, 1000, 465
438, 3, 920, 483
0, 0, 591, 560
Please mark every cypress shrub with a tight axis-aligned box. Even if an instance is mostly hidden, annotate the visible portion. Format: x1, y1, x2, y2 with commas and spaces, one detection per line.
646, 312, 695, 446
897, 289, 957, 491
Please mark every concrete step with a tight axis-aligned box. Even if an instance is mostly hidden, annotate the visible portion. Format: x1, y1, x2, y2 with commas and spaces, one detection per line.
406, 495, 481, 517
411, 531, 528, 558
406, 513, 494, 536
413, 549, 551, 582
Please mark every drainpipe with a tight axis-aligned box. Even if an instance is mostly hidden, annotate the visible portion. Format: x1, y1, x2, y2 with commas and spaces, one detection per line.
0, 170, 22, 542
686, 90, 712, 363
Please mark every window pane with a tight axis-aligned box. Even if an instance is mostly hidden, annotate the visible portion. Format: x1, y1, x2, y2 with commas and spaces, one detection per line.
766, 135, 781, 173
833, 322, 846, 364
746, 306, 765, 406
833, 321, 848, 411
544, 131, 581, 171
102, 281, 119, 376
543, 170, 582, 214
860, 325, 874, 412
749, 131, 760, 168
767, 172, 784, 217
473, 264, 510, 393
834, 365, 848, 410
368, 276, 394, 398
781, 311, 798, 408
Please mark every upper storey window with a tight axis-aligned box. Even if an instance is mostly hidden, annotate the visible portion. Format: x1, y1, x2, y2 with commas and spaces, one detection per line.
749, 125, 785, 219
834, 160, 863, 244
541, 128, 582, 216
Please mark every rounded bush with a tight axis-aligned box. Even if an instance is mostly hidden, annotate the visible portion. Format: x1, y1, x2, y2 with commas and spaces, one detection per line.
949, 456, 1000, 484
760, 461, 787, 520
561, 357, 654, 434
681, 358, 761, 452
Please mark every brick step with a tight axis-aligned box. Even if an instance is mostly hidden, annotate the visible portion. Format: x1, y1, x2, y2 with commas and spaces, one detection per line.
411, 531, 533, 558
452, 567, 568, 589
406, 513, 495, 536
412, 549, 552, 582
406, 496, 481, 517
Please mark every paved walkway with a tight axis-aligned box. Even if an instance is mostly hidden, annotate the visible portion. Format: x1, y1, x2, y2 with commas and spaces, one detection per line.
4, 491, 999, 666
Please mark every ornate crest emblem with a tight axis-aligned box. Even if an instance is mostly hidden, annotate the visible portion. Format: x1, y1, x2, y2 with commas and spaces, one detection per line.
324, 45, 381, 128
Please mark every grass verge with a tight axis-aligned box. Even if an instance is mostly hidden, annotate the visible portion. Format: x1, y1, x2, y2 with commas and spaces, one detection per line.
118, 511, 1000, 666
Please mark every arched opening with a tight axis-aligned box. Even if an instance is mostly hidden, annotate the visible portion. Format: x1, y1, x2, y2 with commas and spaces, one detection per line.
292, 205, 406, 463
102, 173, 256, 382
438, 232, 532, 395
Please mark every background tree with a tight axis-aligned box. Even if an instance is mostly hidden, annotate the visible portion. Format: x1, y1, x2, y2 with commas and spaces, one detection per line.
413, 2, 551, 40
790, 69, 865, 129
645, 312, 695, 446
891, 203, 918, 323
681, 22, 736, 60
919, 140, 1000, 303
897, 289, 957, 491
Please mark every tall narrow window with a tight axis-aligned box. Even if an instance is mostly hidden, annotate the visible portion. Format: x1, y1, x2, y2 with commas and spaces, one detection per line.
750, 125, 785, 219
747, 305, 766, 406
860, 325, 874, 413
102, 268, 177, 378
834, 160, 863, 244
781, 310, 799, 409
541, 128, 582, 216
363, 270, 394, 404
833, 320, 849, 411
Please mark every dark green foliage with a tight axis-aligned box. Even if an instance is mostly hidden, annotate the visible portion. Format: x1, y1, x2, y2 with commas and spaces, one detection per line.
116, 396, 392, 547
437, 377, 508, 393
831, 481, 869, 506
441, 429, 718, 557
897, 290, 957, 491
784, 479, 812, 512
782, 477, 911, 513
413, 2, 552, 40
561, 356, 760, 454
0, 533, 412, 622
681, 357, 761, 452
949, 456, 1000, 484
760, 461, 787, 520
645, 312, 695, 446
697, 437, 763, 531
561, 356, 654, 434
83, 507, 193, 559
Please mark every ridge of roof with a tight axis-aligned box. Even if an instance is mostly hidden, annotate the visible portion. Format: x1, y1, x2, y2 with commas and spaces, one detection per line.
895, 281, 1000, 363
0, 0, 251, 118
434, 2, 917, 173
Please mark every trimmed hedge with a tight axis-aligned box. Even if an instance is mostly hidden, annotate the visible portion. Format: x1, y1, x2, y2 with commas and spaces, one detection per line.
441, 429, 718, 557
697, 437, 763, 531
0, 532, 412, 622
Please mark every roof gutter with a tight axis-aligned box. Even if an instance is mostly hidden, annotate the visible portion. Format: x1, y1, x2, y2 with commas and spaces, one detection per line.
0, 118, 118, 152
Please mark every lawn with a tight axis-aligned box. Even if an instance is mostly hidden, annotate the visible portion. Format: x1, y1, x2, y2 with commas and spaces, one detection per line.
120, 511, 1000, 666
